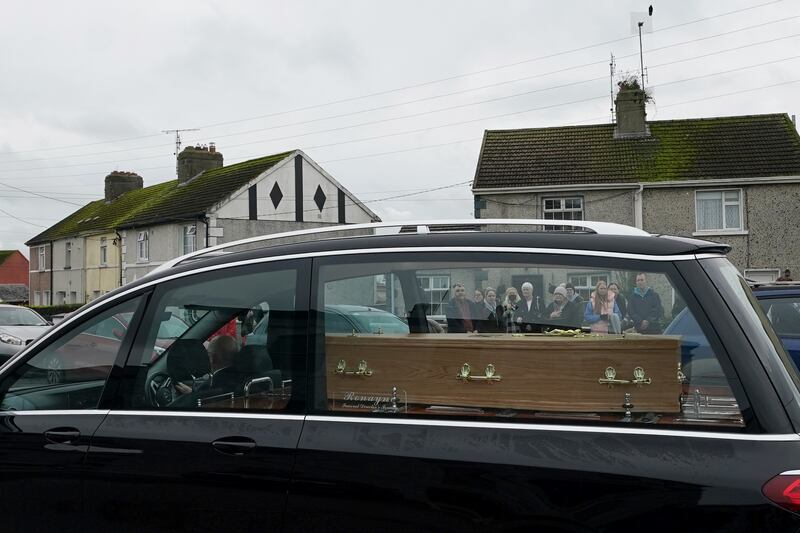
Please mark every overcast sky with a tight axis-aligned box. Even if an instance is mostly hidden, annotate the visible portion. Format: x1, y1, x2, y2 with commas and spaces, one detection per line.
1, 0, 798, 253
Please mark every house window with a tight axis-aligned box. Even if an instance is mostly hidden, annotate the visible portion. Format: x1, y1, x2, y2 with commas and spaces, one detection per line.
44, 290, 50, 305
100, 237, 108, 265
696, 189, 743, 232
56, 291, 66, 305
34, 291, 41, 306
38, 246, 46, 271
417, 274, 451, 315
92, 290, 101, 301
137, 231, 149, 262
543, 197, 583, 229
65, 242, 72, 269
183, 225, 196, 255
568, 272, 610, 299
69, 291, 77, 304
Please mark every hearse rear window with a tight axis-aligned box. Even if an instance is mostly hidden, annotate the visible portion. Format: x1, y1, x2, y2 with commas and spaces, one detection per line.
312, 254, 744, 428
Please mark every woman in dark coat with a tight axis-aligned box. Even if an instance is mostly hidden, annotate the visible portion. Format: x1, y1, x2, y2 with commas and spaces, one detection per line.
475, 287, 504, 332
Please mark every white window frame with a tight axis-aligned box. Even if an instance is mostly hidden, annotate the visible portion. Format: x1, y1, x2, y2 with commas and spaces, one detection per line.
65, 242, 72, 269
183, 225, 196, 255
694, 188, 745, 234
100, 237, 108, 266
543, 197, 584, 230
44, 290, 50, 305
38, 246, 46, 271
416, 274, 451, 315
34, 291, 41, 306
568, 271, 610, 298
137, 231, 149, 263
743, 269, 781, 283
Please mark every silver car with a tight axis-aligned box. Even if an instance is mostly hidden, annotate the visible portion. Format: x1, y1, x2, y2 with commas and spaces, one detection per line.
0, 304, 51, 363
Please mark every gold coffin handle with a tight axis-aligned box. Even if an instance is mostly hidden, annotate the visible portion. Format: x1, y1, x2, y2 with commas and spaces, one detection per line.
456, 362, 502, 382
334, 359, 373, 376
598, 366, 631, 387
631, 366, 652, 386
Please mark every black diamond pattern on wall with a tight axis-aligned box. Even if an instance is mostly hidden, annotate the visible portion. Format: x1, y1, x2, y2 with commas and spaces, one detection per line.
270, 183, 283, 208
314, 185, 326, 212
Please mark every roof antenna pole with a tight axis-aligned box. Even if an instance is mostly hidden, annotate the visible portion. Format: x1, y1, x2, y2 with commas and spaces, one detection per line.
609, 52, 616, 123
162, 128, 199, 177
637, 5, 653, 90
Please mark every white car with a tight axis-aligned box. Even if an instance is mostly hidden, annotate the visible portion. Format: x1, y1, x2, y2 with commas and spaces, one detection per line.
0, 304, 51, 364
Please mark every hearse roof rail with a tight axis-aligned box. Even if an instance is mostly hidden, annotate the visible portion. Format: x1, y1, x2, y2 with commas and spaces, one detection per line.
152, 219, 650, 274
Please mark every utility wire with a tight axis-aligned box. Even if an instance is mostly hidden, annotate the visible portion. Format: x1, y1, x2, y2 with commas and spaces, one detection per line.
3, 75, 800, 207
3, 15, 799, 168
0, 207, 46, 227
0, 0, 784, 158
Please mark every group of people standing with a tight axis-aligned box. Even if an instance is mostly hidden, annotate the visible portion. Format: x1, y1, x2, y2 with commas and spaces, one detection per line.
445, 273, 664, 335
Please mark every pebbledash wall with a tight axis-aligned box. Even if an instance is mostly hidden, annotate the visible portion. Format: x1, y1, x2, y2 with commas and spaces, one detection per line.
478, 180, 800, 279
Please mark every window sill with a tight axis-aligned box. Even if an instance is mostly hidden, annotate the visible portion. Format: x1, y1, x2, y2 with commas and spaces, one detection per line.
692, 230, 749, 237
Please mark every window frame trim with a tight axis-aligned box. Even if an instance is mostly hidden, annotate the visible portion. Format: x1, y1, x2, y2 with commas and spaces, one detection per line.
309, 250, 756, 433
694, 188, 744, 233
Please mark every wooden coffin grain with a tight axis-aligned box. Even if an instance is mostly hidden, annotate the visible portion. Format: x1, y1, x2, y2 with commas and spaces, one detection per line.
325, 333, 682, 413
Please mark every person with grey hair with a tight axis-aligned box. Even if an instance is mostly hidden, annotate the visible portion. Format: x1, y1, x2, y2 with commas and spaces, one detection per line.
513, 281, 544, 333
544, 286, 581, 329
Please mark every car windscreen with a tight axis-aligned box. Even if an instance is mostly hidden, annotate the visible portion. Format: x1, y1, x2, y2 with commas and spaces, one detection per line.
759, 297, 800, 337
0, 307, 48, 326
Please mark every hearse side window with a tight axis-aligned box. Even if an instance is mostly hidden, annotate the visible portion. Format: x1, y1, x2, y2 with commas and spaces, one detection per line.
121, 263, 305, 412
0, 296, 145, 411
313, 255, 744, 428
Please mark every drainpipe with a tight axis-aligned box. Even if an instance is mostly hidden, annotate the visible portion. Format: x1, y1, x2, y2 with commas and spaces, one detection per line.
203, 216, 210, 249
116, 231, 124, 287
49, 241, 53, 305
634, 183, 644, 230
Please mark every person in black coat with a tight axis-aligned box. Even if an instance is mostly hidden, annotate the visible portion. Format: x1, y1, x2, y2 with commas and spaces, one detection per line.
608, 282, 627, 319
544, 286, 582, 330
445, 283, 477, 333
628, 273, 664, 334
513, 282, 544, 333
474, 287, 504, 332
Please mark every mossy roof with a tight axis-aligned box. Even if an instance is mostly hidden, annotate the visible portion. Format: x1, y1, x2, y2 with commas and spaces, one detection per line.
26, 150, 295, 245
472, 113, 800, 189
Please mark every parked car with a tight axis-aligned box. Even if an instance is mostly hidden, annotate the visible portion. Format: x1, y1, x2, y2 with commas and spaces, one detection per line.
0, 304, 50, 364
244, 304, 409, 347
751, 281, 800, 367
2, 220, 800, 531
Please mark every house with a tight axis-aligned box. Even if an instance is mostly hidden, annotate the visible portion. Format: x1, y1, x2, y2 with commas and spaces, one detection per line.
472, 81, 800, 282
0, 250, 30, 304
26, 147, 380, 303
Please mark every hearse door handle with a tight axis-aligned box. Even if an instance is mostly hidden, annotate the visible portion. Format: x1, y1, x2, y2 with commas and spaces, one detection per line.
211, 437, 257, 456
44, 427, 81, 445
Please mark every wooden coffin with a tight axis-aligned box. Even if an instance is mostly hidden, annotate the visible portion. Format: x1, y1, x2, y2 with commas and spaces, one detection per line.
325, 333, 682, 413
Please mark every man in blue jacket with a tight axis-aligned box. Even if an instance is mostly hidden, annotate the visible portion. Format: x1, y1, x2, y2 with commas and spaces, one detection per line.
629, 273, 663, 334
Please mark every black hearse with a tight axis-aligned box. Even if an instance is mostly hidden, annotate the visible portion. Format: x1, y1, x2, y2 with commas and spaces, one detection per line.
2, 220, 800, 532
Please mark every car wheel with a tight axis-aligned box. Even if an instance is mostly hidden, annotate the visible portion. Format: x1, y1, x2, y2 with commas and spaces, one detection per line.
44, 356, 65, 385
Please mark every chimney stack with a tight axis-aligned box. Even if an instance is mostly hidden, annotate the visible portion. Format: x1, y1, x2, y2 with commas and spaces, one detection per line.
614, 78, 650, 139
177, 144, 223, 184
104, 171, 143, 202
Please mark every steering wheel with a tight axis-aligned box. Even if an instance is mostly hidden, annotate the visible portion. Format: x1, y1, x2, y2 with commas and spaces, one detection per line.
146, 371, 175, 407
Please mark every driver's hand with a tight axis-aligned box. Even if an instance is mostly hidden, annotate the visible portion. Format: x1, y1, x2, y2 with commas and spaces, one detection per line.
175, 382, 193, 395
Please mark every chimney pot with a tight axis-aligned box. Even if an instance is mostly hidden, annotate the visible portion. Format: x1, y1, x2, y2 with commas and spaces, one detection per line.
614, 78, 650, 139
104, 171, 143, 202
177, 144, 223, 184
